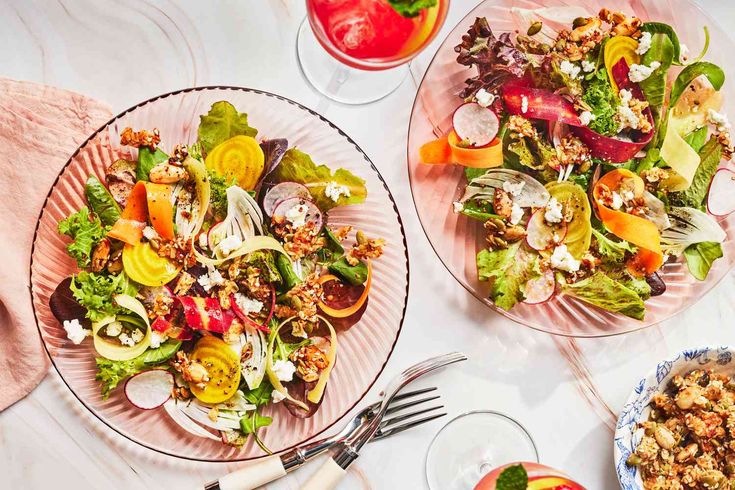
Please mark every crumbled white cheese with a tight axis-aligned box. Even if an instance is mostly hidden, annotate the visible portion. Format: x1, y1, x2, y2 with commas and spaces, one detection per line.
550, 244, 581, 272
105, 321, 122, 337
679, 43, 689, 63
475, 88, 496, 108
579, 111, 596, 126
234, 293, 264, 315
707, 109, 731, 131
620, 189, 636, 204
452, 201, 464, 213
119, 332, 135, 347
271, 389, 286, 403
285, 203, 309, 228
544, 197, 564, 224
502, 180, 525, 197
130, 329, 144, 344
63, 319, 89, 345
616, 90, 640, 131
142, 226, 159, 241
198, 265, 226, 292
636, 32, 652, 55
521, 95, 529, 114
559, 60, 581, 79
217, 235, 242, 256
198, 232, 209, 249
619, 89, 633, 104
581, 60, 596, 73
628, 62, 661, 83
150, 331, 167, 349
611, 191, 624, 210
272, 360, 296, 382
509, 203, 524, 225
324, 181, 351, 202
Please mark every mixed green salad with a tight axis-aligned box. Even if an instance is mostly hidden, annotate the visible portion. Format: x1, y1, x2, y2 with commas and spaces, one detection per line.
420, 9, 734, 320
50, 101, 384, 450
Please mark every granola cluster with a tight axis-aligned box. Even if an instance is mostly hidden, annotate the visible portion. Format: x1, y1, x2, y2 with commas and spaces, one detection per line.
553, 9, 642, 61
120, 127, 161, 149
271, 218, 326, 261
629, 370, 735, 489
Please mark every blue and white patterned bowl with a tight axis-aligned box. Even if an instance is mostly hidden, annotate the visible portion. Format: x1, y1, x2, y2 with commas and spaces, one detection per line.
614, 346, 735, 489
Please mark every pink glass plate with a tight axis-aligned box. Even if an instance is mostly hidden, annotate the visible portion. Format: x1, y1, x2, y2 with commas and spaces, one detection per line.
30, 87, 409, 461
407, 0, 735, 337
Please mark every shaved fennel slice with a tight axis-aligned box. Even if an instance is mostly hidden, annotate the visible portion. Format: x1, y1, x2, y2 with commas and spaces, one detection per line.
163, 400, 220, 441
458, 169, 550, 208
177, 401, 243, 431
642, 191, 672, 232
209, 186, 265, 256
240, 327, 266, 390
661, 207, 726, 255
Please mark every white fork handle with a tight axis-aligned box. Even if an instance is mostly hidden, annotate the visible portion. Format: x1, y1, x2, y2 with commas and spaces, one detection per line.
301, 457, 346, 490
217, 455, 286, 490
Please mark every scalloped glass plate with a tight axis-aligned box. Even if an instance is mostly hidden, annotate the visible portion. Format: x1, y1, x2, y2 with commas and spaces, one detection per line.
30, 87, 408, 461
408, 0, 735, 337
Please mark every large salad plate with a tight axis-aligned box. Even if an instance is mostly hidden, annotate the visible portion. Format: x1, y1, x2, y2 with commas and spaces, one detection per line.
30, 87, 409, 461
407, 0, 735, 337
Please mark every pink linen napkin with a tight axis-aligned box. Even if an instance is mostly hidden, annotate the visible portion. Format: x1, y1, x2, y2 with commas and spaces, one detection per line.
0, 78, 112, 411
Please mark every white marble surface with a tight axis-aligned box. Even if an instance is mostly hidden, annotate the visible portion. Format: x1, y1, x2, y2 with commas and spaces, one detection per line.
2, 1, 735, 489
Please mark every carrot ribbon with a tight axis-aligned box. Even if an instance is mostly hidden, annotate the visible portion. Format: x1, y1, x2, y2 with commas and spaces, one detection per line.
108, 181, 174, 245
419, 130, 503, 168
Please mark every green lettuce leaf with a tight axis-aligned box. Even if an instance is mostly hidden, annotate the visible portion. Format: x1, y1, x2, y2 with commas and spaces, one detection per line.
58, 207, 109, 268
70, 271, 138, 322
94, 341, 179, 399
562, 272, 646, 320
268, 148, 367, 211
639, 33, 675, 123
496, 464, 528, 490
85, 177, 121, 226
591, 229, 636, 264
669, 136, 722, 208
387, 0, 437, 17
477, 243, 540, 311
684, 241, 723, 280
198, 101, 258, 155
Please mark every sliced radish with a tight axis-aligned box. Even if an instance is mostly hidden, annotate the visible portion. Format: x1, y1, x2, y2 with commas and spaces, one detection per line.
263, 182, 311, 217
124, 369, 174, 410
707, 168, 735, 217
273, 197, 323, 231
526, 209, 568, 251
452, 102, 499, 147
523, 270, 557, 304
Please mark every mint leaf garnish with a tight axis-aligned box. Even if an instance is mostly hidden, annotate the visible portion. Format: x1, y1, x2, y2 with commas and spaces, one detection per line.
496, 464, 528, 490
387, 0, 437, 18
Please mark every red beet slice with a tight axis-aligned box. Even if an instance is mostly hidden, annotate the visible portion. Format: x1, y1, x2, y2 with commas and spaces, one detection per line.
49, 277, 88, 325
283, 379, 323, 419
321, 279, 369, 331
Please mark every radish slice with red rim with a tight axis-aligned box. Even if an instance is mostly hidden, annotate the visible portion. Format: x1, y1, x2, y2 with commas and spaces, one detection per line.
523, 269, 556, 304
272, 197, 323, 231
263, 182, 311, 217
124, 369, 174, 410
707, 168, 735, 217
452, 102, 499, 147
526, 209, 568, 251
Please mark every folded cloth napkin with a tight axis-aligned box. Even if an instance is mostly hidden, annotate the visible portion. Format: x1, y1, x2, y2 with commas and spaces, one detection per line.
0, 78, 112, 411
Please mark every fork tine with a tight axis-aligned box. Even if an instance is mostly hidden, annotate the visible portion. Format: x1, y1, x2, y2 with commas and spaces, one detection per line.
385, 395, 440, 416
366, 387, 438, 411
380, 404, 443, 430
371, 412, 447, 442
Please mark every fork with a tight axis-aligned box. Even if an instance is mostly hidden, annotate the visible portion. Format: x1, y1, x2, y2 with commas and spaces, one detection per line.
302, 352, 468, 490
205, 387, 445, 490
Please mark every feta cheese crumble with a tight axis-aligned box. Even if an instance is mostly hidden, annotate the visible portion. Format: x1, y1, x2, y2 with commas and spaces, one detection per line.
581, 60, 596, 73
198, 265, 226, 292
707, 109, 731, 131
502, 180, 525, 197
510, 203, 524, 225
234, 293, 264, 315
324, 181, 351, 202
475, 88, 496, 108
130, 329, 144, 344
628, 62, 661, 83
285, 203, 309, 228
119, 332, 135, 347
611, 191, 624, 210
149, 331, 167, 349
636, 32, 652, 55
63, 319, 89, 345
452, 201, 464, 213
559, 60, 581, 79
198, 232, 209, 249
579, 111, 596, 126
550, 244, 581, 272
272, 360, 296, 382
617, 90, 641, 130
521, 95, 529, 114
217, 235, 243, 256
544, 197, 564, 224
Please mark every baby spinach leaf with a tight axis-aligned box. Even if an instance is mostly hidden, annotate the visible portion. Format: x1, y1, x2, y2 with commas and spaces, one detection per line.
639, 33, 674, 114
684, 241, 723, 280
243, 380, 274, 407
240, 411, 273, 434
85, 176, 121, 226
641, 22, 681, 65
136, 146, 168, 181
670, 62, 725, 108
684, 126, 709, 152
198, 101, 258, 155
